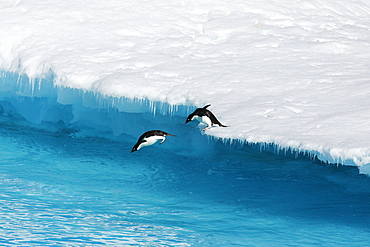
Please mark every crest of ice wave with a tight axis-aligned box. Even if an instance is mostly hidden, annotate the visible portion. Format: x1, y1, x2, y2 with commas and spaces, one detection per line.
1, 0, 370, 174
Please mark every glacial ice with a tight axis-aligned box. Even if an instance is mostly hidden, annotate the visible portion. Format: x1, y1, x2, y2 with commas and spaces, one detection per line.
1, 0, 370, 174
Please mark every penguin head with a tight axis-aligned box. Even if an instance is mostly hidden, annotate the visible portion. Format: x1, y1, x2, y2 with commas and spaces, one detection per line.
185, 114, 195, 124
130, 142, 141, 153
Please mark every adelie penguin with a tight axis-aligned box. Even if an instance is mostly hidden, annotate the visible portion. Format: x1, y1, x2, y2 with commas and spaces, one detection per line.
130, 130, 175, 153
185, 104, 228, 131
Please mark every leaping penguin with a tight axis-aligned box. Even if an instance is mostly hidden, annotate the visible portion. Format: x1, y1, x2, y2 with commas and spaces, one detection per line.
130, 130, 175, 153
185, 104, 227, 131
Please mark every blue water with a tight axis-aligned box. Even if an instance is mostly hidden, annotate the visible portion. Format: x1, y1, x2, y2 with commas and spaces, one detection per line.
1, 120, 370, 246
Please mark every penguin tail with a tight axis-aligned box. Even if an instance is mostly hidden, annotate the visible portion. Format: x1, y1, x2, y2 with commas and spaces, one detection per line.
214, 120, 228, 127
203, 104, 211, 109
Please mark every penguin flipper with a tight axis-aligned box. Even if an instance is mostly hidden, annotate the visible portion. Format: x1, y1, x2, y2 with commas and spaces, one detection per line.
159, 137, 166, 144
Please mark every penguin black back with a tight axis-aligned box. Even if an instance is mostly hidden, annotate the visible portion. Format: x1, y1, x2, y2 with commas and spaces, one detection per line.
185, 104, 227, 130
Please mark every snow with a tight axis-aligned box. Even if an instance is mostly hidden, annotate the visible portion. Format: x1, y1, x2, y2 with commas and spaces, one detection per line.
1, 0, 370, 173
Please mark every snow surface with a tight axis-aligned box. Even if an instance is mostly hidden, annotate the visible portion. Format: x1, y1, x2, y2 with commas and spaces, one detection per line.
1, 0, 370, 172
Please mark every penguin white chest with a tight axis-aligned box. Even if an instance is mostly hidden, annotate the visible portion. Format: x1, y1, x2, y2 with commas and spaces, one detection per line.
193, 115, 212, 127
139, 136, 165, 149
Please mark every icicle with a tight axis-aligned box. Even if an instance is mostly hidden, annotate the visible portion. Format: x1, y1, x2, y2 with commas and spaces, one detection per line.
17, 73, 21, 86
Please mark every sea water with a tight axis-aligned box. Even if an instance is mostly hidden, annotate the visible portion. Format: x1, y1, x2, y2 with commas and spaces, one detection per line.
0, 120, 370, 246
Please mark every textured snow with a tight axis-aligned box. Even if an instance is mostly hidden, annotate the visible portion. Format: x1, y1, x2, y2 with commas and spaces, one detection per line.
1, 0, 370, 172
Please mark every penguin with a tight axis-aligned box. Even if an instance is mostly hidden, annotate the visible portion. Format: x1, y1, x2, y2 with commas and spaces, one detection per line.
185, 104, 227, 131
130, 130, 175, 153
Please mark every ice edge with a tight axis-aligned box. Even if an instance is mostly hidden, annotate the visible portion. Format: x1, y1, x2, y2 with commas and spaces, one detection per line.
1, 70, 369, 175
